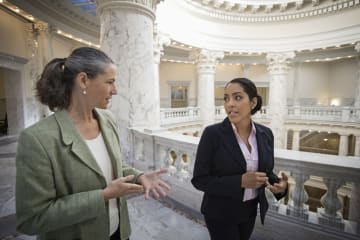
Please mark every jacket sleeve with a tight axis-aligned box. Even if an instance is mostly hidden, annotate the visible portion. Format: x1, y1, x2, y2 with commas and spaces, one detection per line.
266, 128, 288, 200
16, 130, 106, 235
191, 127, 244, 198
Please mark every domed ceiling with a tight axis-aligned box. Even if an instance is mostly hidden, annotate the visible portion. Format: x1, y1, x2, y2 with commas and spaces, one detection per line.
4, 0, 360, 63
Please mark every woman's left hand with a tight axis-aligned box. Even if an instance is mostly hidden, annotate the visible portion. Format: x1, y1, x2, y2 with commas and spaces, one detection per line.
266, 172, 288, 194
137, 168, 171, 200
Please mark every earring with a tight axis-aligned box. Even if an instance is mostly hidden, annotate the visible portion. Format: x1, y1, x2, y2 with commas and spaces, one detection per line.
82, 90, 87, 95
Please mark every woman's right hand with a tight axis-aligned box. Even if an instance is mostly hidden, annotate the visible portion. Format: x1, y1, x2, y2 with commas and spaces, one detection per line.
103, 175, 144, 201
241, 172, 268, 189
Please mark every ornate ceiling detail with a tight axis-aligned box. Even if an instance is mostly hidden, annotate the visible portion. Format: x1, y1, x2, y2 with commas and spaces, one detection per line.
7, 0, 100, 43
183, 0, 360, 22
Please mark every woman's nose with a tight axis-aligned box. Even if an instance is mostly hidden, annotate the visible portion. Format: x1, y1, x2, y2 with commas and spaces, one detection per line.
112, 86, 117, 95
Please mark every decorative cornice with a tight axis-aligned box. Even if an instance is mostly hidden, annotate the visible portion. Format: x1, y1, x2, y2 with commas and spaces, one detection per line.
7, 0, 100, 43
97, 0, 162, 21
182, 0, 360, 23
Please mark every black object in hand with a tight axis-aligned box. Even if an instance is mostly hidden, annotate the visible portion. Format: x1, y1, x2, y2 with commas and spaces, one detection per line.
268, 175, 280, 185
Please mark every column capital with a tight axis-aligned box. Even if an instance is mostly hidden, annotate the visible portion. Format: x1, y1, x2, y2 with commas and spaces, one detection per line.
266, 51, 295, 75
97, 0, 162, 20
190, 49, 224, 74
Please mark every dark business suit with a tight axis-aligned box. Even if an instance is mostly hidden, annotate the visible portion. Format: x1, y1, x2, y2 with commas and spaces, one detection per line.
191, 118, 286, 239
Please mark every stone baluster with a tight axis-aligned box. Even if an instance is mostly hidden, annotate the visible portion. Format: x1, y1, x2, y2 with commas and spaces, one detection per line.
97, 0, 161, 163
190, 49, 224, 128
266, 52, 295, 148
286, 172, 309, 219
179, 152, 191, 181
318, 177, 345, 229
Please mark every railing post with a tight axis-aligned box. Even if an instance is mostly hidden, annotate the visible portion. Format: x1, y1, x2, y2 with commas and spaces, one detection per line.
318, 177, 345, 230
287, 172, 309, 219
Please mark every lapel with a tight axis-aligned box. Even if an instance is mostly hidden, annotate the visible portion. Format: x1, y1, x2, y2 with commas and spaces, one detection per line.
255, 123, 268, 173
94, 109, 120, 179
54, 109, 105, 178
221, 118, 247, 172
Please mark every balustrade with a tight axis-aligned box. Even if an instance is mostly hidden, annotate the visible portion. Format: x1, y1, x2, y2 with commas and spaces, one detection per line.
161, 106, 359, 126
130, 128, 360, 239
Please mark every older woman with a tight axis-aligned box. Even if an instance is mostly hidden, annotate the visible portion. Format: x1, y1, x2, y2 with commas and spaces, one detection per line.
16, 47, 170, 240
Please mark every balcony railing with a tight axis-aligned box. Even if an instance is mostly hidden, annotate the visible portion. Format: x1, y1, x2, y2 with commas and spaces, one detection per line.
160, 107, 200, 125
130, 128, 360, 240
160, 106, 360, 125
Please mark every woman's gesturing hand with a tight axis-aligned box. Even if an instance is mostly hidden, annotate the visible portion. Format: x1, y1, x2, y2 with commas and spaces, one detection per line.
137, 168, 171, 200
103, 175, 144, 201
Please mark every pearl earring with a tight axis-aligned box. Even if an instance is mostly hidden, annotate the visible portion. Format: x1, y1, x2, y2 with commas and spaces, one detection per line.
82, 90, 87, 95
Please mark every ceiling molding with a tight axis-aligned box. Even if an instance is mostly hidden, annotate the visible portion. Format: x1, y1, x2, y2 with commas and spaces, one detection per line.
186, 0, 360, 22
7, 0, 100, 44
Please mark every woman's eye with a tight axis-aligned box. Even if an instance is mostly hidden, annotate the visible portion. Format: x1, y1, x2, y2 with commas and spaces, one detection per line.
223, 96, 229, 102
235, 95, 242, 100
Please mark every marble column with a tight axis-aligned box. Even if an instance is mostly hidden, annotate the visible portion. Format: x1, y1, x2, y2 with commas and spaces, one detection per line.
153, 24, 170, 118
266, 52, 295, 148
338, 134, 348, 156
292, 62, 301, 106
97, 0, 161, 162
191, 49, 224, 128
23, 22, 53, 127
243, 64, 249, 78
354, 43, 360, 108
34, 22, 55, 118
292, 129, 300, 151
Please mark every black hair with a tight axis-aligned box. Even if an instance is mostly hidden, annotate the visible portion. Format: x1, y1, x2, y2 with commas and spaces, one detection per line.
225, 77, 262, 115
36, 47, 114, 111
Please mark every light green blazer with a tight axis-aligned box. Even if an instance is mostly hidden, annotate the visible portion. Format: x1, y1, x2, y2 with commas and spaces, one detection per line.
16, 109, 143, 240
